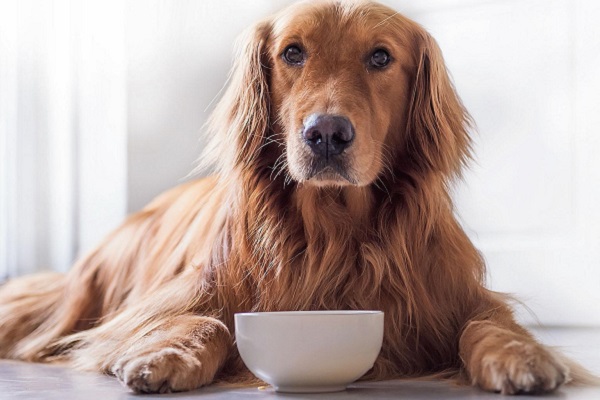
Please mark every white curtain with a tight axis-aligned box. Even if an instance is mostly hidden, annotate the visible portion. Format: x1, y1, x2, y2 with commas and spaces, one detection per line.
0, 0, 127, 280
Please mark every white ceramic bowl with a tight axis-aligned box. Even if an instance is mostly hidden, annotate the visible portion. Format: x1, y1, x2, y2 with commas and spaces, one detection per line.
234, 310, 384, 393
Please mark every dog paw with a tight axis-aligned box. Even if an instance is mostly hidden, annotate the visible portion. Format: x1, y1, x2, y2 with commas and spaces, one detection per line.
473, 340, 570, 395
112, 347, 209, 393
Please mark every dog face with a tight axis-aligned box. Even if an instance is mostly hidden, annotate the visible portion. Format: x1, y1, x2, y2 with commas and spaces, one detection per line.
208, 0, 471, 188
269, 2, 416, 187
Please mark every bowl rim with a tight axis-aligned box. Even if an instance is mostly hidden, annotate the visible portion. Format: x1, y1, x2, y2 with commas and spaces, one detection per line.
235, 310, 383, 317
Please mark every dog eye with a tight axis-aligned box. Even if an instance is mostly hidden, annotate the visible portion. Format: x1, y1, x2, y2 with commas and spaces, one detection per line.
369, 49, 391, 68
283, 45, 305, 65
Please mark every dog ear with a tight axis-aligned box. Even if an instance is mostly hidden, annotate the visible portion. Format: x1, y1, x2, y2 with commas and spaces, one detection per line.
202, 20, 272, 174
406, 32, 473, 177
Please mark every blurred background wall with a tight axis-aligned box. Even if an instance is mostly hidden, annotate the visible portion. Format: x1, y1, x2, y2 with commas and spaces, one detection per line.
1, 0, 599, 326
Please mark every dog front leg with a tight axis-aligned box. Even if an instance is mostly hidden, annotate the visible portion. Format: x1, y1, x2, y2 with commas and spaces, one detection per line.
111, 315, 231, 393
459, 318, 569, 395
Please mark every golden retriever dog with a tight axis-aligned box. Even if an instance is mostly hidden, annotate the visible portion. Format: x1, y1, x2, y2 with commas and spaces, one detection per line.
0, 0, 595, 395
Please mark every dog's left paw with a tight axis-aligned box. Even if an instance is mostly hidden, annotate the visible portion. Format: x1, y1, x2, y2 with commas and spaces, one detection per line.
112, 347, 211, 393
472, 340, 570, 395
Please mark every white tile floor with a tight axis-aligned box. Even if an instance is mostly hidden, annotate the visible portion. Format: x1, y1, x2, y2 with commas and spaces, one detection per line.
0, 328, 598, 400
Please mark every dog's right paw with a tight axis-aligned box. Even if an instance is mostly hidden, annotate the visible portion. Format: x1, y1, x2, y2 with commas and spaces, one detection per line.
112, 347, 215, 393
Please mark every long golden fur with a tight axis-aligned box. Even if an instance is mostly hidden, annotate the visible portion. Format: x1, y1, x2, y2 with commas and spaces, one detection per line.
0, 0, 596, 395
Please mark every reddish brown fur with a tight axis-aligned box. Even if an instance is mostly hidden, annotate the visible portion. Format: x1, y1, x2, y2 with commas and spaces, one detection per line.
0, 0, 596, 395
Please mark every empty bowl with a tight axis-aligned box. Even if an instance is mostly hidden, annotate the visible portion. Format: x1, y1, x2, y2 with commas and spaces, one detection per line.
234, 310, 384, 393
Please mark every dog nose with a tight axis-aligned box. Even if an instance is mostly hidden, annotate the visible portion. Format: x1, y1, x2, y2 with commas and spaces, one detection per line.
302, 114, 354, 157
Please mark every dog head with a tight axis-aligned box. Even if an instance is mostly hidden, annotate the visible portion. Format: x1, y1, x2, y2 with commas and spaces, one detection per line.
206, 0, 471, 187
